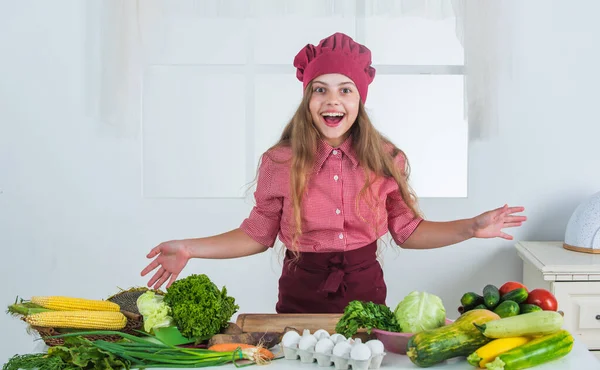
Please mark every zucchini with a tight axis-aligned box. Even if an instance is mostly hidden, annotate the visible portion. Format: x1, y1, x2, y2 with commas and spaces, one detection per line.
406, 309, 500, 367
466, 336, 531, 368
461, 292, 484, 311
493, 300, 520, 318
475, 311, 563, 338
483, 285, 500, 309
499, 288, 528, 304
485, 329, 573, 370
519, 303, 542, 314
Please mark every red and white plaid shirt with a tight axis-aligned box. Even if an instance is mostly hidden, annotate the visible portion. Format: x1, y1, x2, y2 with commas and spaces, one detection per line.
240, 136, 422, 252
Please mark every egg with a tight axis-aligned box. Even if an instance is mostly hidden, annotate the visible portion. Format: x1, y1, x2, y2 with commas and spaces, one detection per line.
332, 341, 352, 358
281, 330, 301, 348
298, 334, 318, 351
313, 329, 330, 340
344, 337, 356, 346
366, 339, 384, 355
314, 337, 335, 354
329, 333, 345, 344
350, 343, 372, 361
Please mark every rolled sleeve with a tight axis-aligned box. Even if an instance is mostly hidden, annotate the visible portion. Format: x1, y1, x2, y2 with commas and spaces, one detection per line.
387, 152, 423, 245
240, 155, 283, 247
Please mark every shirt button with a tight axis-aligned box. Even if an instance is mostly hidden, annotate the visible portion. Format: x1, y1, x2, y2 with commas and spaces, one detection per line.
332, 150, 338, 155
335, 209, 341, 215
333, 175, 339, 181
338, 233, 344, 239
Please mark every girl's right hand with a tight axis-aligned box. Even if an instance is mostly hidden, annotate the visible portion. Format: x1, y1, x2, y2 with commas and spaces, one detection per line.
141, 240, 191, 290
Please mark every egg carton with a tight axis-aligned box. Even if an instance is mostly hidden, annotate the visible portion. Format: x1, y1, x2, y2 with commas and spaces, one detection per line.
280, 329, 386, 370
282, 346, 385, 370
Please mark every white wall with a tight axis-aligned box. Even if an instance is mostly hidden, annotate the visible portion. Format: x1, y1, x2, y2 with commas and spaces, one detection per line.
2, 0, 600, 363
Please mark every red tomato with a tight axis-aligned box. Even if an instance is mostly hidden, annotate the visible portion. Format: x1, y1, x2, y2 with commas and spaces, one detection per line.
499, 281, 528, 296
525, 289, 558, 311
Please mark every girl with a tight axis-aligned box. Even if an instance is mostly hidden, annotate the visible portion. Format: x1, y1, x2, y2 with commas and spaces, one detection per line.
141, 32, 526, 313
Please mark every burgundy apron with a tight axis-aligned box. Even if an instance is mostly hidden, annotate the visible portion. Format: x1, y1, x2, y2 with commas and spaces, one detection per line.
275, 241, 387, 313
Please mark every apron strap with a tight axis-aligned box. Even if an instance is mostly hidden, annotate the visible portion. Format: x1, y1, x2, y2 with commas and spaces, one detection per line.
319, 254, 347, 296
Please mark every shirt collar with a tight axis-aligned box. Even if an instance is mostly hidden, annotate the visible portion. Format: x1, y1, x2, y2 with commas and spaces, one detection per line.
313, 135, 359, 173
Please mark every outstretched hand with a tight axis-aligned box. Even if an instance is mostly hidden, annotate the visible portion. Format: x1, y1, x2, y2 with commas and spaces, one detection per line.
140, 240, 191, 290
473, 204, 527, 240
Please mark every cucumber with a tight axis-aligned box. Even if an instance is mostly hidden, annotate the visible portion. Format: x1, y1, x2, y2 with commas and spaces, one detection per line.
493, 300, 520, 318
499, 288, 528, 304
519, 303, 543, 314
472, 304, 488, 310
474, 311, 564, 338
485, 329, 573, 370
461, 292, 484, 311
483, 285, 500, 309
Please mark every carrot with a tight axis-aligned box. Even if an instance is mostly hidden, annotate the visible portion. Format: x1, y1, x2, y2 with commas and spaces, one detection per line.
208, 343, 275, 361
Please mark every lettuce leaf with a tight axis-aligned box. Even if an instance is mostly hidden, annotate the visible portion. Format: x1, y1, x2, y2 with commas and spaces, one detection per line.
163, 274, 239, 340
49, 337, 130, 369
136, 291, 174, 333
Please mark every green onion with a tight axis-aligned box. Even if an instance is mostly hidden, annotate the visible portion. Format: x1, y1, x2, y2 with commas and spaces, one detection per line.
46, 330, 266, 368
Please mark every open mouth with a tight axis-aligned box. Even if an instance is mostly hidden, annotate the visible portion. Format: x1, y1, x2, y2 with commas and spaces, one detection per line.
321, 112, 345, 127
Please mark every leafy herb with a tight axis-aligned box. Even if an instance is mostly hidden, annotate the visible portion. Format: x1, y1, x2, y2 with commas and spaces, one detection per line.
163, 274, 239, 340
335, 300, 401, 337
2, 337, 130, 370
49, 337, 130, 369
3, 353, 67, 370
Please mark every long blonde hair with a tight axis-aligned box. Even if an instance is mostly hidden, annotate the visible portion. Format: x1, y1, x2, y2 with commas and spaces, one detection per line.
262, 82, 422, 254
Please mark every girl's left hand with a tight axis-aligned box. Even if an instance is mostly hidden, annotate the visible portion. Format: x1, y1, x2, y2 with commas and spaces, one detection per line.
473, 204, 527, 240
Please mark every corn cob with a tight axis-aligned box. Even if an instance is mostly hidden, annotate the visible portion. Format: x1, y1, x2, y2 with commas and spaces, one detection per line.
30, 296, 120, 312
25, 310, 127, 330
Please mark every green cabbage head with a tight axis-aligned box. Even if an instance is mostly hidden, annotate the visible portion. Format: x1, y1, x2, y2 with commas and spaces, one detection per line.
393, 291, 446, 333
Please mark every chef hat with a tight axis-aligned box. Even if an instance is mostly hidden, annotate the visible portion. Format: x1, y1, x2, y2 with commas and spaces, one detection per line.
293, 32, 376, 104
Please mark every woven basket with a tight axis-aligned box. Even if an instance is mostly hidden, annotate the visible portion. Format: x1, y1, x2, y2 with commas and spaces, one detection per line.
107, 287, 165, 315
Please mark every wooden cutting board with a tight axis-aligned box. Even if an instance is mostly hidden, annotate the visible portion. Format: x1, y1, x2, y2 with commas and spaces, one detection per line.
236, 313, 343, 334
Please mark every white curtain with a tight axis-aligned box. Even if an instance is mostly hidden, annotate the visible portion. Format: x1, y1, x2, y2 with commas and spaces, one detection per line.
454, 0, 510, 140
85, 0, 156, 137
88, 0, 508, 140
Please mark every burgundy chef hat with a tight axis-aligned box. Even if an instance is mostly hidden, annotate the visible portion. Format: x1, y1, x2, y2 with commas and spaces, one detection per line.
293, 32, 376, 104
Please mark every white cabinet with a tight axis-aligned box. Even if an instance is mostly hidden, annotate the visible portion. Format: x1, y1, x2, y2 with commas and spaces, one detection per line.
515, 241, 600, 359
